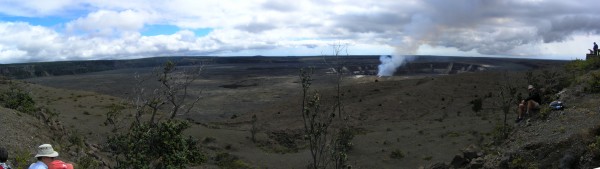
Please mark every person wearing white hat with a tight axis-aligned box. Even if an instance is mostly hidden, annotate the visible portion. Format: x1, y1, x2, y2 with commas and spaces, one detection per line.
516, 85, 541, 123
28, 144, 59, 169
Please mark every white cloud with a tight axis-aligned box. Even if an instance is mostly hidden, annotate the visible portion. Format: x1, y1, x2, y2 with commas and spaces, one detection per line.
65, 9, 155, 37
0, 45, 28, 62
0, 22, 64, 62
0, 21, 336, 63
0, 0, 600, 63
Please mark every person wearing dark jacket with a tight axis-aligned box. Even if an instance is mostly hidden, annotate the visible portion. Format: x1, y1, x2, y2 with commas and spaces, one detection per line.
517, 85, 541, 122
595, 42, 598, 55
0, 147, 11, 169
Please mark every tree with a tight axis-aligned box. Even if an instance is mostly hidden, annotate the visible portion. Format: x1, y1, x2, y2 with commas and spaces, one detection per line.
300, 68, 335, 169
323, 43, 353, 169
105, 61, 205, 169
496, 72, 517, 140
300, 43, 354, 169
131, 61, 203, 126
322, 42, 348, 118
250, 114, 259, 143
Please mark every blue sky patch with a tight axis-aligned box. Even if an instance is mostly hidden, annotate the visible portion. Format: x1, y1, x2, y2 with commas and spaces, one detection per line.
0, 15, 71, 27
193, 28, 212, 36
141, 24, 180, 36
141, 24, 213, 37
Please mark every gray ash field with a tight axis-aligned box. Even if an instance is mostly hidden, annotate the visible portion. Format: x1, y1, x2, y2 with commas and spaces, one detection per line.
20, 55, 568, 168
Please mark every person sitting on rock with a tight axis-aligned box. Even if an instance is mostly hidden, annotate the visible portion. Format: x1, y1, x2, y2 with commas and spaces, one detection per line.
517, 85, 541, 123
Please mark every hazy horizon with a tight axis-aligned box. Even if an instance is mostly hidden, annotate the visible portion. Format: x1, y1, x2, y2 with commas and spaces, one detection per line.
0, 54, 575, 65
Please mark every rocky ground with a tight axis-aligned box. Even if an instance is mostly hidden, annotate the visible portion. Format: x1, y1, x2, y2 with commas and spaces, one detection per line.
426, 72, 600, 169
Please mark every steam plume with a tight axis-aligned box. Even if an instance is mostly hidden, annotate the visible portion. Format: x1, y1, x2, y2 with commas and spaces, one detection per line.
377, 55, 407, 77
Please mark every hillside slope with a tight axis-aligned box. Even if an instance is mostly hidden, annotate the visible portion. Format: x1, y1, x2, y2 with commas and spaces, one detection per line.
0, 81, 121, 168
0, 107, 51, 154
0, 107, 74, 167
426, 70, 600, 168
481, 81, 600, 168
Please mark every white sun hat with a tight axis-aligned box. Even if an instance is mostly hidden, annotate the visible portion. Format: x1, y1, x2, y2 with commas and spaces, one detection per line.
35, 144, 59, 157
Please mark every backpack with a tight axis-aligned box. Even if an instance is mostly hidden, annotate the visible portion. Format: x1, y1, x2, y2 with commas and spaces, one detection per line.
549, 100, 564, 110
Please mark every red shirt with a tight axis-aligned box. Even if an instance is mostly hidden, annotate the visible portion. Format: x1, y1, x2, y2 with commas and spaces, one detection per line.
48, 160, 73, 169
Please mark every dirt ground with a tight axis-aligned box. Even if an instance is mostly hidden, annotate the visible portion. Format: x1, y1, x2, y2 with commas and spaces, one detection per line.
22, 56, 567, 168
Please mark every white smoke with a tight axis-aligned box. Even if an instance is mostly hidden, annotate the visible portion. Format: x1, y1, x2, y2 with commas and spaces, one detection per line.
376, 14, 431, 77
377, 55, 407, 76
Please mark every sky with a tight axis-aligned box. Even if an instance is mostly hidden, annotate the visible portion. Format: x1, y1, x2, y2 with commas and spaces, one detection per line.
1, 0, 599, 63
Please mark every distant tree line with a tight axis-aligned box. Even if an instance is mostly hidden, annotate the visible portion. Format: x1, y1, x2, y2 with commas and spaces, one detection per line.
0, 56, 384, 79
0, 57, 210, 79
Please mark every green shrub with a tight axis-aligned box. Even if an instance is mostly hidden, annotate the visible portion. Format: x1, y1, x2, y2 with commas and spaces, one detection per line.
43, 108, 60, 122
0, 83, 36, 114
586, 71, 600, 93
77, 155, 99, 169
539, 106, 551, 119
469, 98, 483, 114
12, 149, 31, 169
446, 132, 460, 138
390, 149, 404, 159
203, 137, 217, 144
331, 126, 355, 168
491, 123, 513, 144
68, 131, 85, 148
565, 57, 600, 73
510, 155, 537, 169
559, 126, 566, 133
539, 70, 571, 102
335, 127, 355, 151
214, 152, 252, 169
588, 136, 600, 153
106, 120, 205, 169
